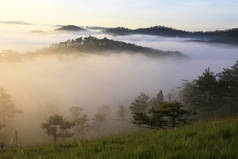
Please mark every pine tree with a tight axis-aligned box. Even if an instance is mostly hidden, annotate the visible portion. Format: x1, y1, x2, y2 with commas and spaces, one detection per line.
159, 102, 191, 128
180, 68, 220, 117
131, 100, 190, 129
132, 109, 167, 129
42, 115, 74, 143
218, 60, 238, 114
130, 93, 150, 113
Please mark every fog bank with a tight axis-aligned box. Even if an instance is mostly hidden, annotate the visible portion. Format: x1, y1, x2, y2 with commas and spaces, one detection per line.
0, 26, 238, 145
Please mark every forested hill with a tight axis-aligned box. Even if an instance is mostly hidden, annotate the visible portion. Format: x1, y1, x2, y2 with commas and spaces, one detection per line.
0, 37, 184, 62
45, 36, 184, 58
103, 26, 188, 37
54, 25, 238, 45
55, 25, 85, 32
103, 26, 238, 45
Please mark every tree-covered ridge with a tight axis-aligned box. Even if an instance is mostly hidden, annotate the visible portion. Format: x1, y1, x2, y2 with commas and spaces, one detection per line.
104, 26, 188, 37
103, 26, 238, 45
55, 25, 85, 32
48, 36, 183, 57
0, 37, 184, 63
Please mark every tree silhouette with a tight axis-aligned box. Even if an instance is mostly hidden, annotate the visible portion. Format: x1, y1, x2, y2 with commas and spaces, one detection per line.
159, 102, 191, 128
42, 115, 74, 143
180, 68, 220, 117
0, 88, 22, 130
131, 99, 191, 129
132, 110, 167, 129
218, 60, 238, 115
130, 93, 150, 113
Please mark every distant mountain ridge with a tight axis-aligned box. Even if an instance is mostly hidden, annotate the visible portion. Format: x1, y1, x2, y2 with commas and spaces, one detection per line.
56, 25, 85, 32
55, 25, 238, 45
102, 26, 238, 37
103, 26, 188, 36
102, 26, 238, 45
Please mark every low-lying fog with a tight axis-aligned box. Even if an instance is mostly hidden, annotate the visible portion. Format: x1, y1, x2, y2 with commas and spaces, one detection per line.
0, 25, 238, 145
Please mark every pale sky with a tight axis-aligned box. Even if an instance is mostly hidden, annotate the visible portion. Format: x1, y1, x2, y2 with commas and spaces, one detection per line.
0, 0, 238, 30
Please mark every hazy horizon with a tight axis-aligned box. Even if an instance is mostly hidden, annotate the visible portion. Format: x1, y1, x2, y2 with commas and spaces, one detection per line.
1, 0, 238, 31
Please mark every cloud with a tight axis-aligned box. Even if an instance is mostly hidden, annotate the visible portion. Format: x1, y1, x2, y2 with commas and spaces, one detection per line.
0, 20, 33, 25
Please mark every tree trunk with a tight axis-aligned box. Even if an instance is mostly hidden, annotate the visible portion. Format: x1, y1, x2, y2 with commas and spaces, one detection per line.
53, 129, 57, 144
54, 135, 57, 144
171, 118, 176, 128
15, 130, 18, 147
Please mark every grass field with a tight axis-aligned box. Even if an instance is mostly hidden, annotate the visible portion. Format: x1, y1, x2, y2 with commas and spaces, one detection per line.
1, 118, 238, 159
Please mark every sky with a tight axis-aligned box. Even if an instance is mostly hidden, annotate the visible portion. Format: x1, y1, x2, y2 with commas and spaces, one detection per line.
0, 0, 238, 30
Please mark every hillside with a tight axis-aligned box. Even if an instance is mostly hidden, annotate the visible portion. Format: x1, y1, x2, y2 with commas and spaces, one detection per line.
45, 36, 183, 58
103, 26, 189, 37
55, 25, 85, 32
103, 26, 238, 45
1, 118, 238, 159
54, 25, 238, 45
0, 36, 184, 63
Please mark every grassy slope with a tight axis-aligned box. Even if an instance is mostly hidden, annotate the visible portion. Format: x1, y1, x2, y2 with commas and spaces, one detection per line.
1, 118, 238, 159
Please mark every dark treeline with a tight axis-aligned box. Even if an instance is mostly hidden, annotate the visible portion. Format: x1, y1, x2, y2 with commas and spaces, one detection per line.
54, 25, 238, 45
0, 61, 238, 145
180, 61, 238, 118
103, 26, 238, 45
